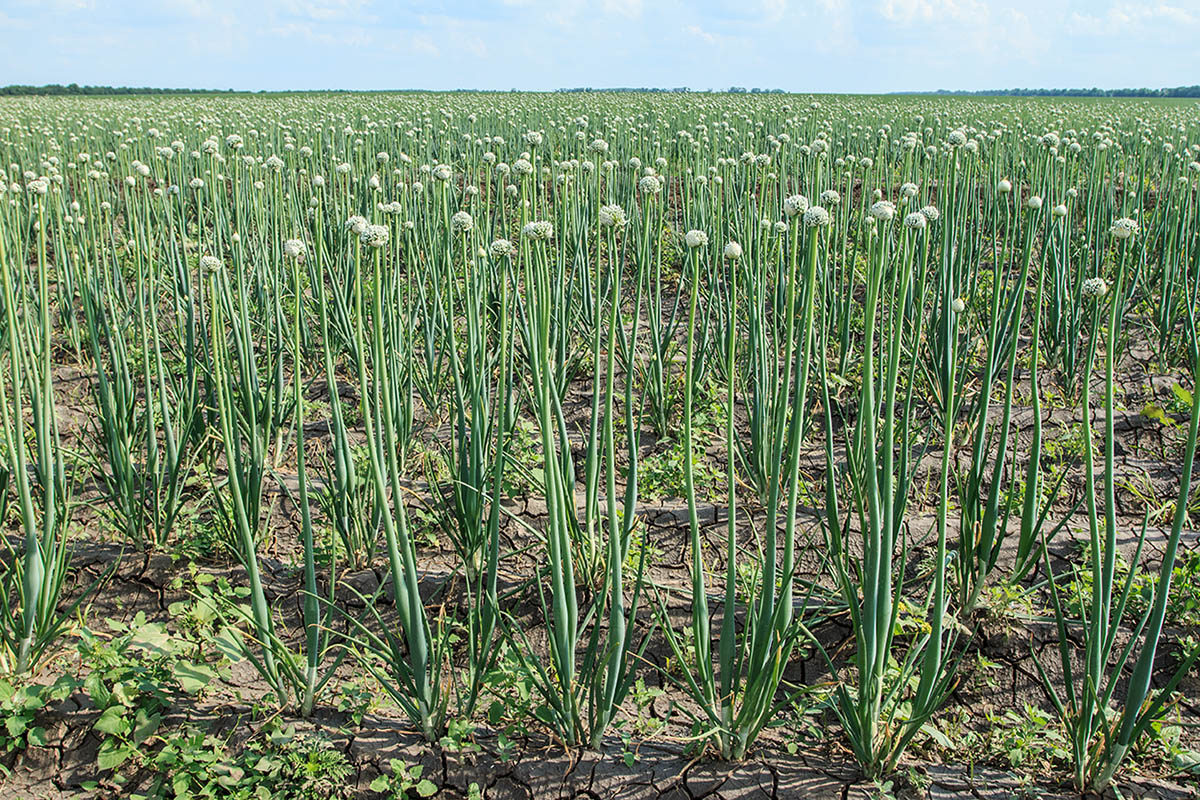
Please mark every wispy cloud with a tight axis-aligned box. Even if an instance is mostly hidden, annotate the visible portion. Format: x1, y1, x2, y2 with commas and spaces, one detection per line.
1, 0, 1194, 92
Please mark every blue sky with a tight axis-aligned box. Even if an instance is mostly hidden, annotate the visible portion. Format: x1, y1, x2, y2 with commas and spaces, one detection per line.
2, 0, 1197, 92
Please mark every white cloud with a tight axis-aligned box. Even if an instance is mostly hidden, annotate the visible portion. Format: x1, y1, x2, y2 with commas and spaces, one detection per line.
762, 0, 788, 23
1068, 3, 1198, 36
411, 33, 440, 57
602, 0, 643, 18
879, 0, 990, 25
685, 23, 716, 42
277, 0, 370, 22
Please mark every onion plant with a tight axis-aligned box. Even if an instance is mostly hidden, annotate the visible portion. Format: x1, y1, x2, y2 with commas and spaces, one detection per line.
0, 196, 75, 674
507, 213, 646, 748
1035, 228, 1200, 792
346, 221, 448, 742
815, 203, 958, 779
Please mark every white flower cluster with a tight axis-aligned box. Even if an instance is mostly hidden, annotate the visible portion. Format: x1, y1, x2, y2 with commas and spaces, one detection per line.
283, 239, 307, 261
1082, 276, 1109, 297
783, 194, 808, 217
1109, 217, 1138, 240
522, 220, 554, 241
803, 206, 831, 227
599, 204, 627, 229
360, 224, 389, 248
869, 200, 896, 222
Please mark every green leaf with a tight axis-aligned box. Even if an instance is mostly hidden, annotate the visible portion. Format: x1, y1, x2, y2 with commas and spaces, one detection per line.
94, 706, 128, 736
26, 726, 47, 747
369, 776, 388, 792
174, 662, 217, 694
415, 779, 438, 797
132, 709, 161, 745
4, 714, 28, 738
919, 721, 951, 749
97, 739, 134, 771
1142, 403, 1171, 426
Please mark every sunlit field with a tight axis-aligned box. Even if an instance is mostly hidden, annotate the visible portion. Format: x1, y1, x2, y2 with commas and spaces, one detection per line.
1, 92, 1198, 798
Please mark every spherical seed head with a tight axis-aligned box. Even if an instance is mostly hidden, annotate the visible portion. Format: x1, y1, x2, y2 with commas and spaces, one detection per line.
433, 164, 453, 182
723, 241, 743, 260
345, 215, 368, 235
513, 158, 533, 176
200, 255, 222, 271
489, 238, 514, 258
1109, 217, 1138, 240
900, 182, 918, 199
599, 203, 628, 229
283, 239, 307, 261
684, 229, 708, 249
451, 210, 474, 234
1082, 276, 1108, 298
819, 189, 840, 206
869, 200, 895, 222
920, 205, 940, 222
1026, 196, 1043, 210
773, 221, 789, 235
904, 211, 927, 230
1052, 204, 1068, 218
803, 206, 831, 227
997, 179, 1013, 194
360, 224, 389, 248
589, 138, 609, 154
947, 130, 967, 146
783, 194, 809, 217
638, 175, 662, 194
522, 220, 554, 241
951, 297, 966, 314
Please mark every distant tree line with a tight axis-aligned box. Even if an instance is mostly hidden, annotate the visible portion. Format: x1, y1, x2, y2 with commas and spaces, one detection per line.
0, 84, 238, 96
557, 87, 697, 93
4, 83, 1198, 98
556, 87, 786, 94
920, 86, 1200, 98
